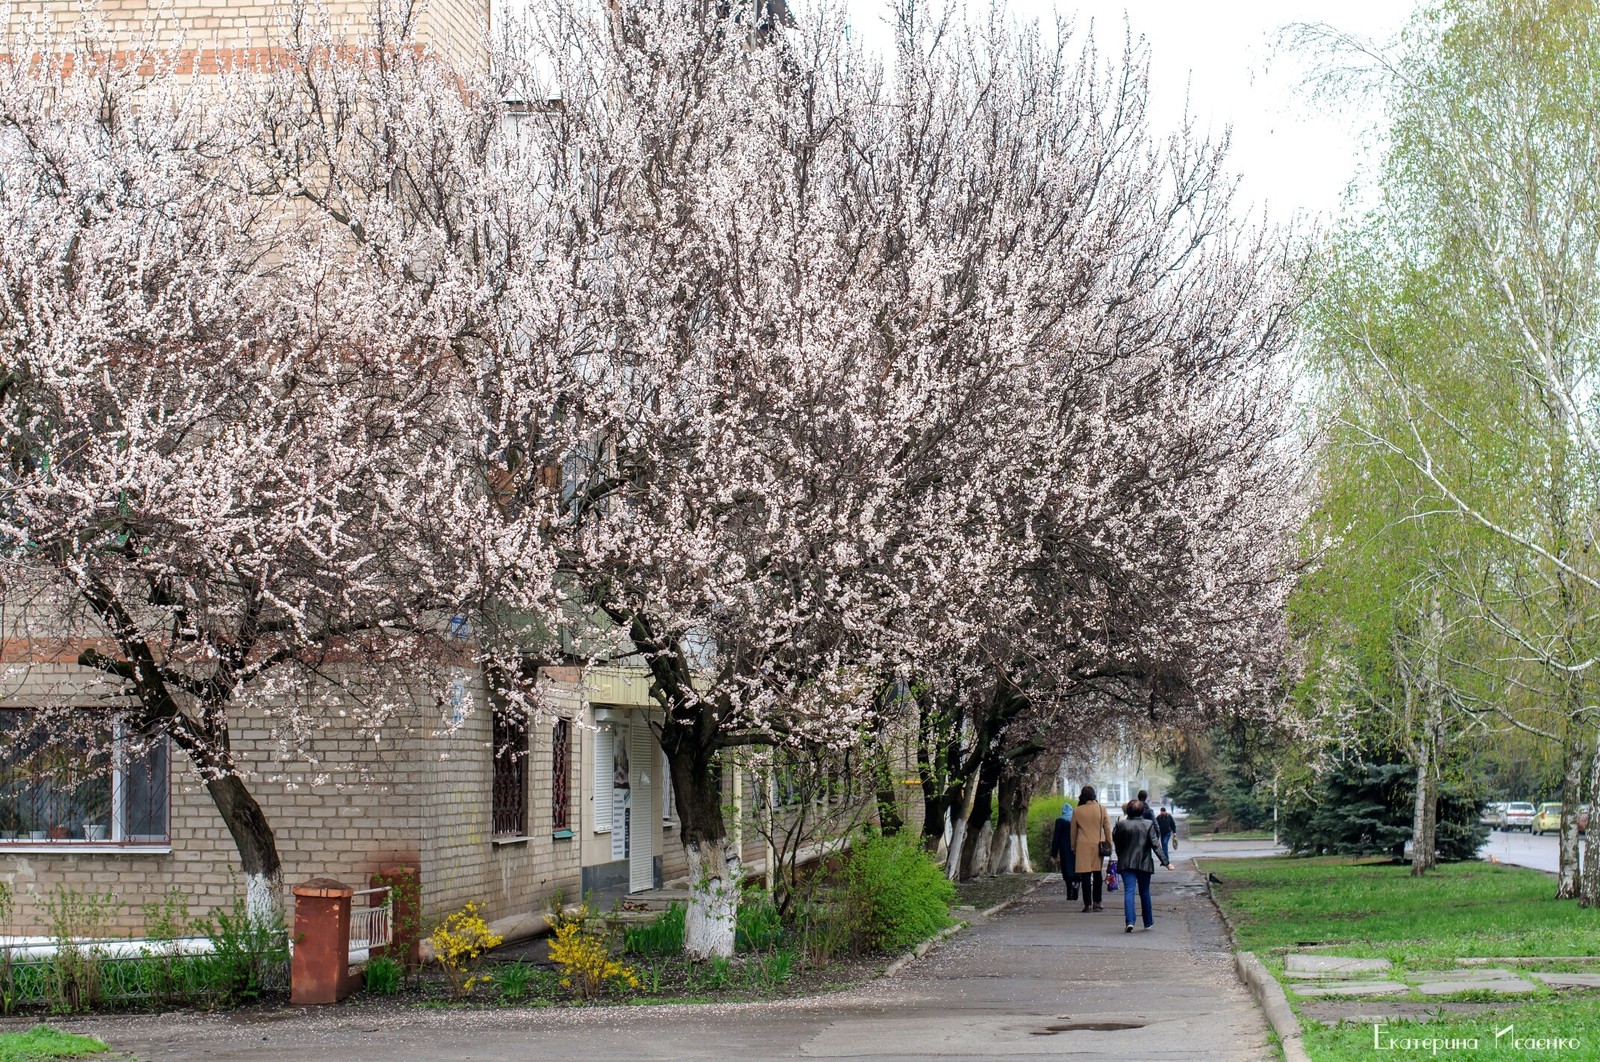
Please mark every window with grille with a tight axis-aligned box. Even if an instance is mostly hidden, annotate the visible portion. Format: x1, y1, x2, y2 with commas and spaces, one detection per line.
551, 719, 571, 831
0, 710, 169, 845
491, 708, 528, 838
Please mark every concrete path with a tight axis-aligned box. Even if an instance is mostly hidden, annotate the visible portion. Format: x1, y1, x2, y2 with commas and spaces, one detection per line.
55, 859, 1272, 1062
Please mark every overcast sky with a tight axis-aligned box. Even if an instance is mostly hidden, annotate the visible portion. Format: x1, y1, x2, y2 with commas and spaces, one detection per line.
841, 0, 1416, 227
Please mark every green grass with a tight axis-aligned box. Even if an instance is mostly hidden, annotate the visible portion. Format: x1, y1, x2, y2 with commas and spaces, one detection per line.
0, 1026, 108, 1062
1304, 999, 1591, 1062
1205, 856, 1600, 963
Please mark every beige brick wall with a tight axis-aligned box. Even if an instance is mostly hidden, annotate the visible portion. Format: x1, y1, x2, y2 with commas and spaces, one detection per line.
8, 0, 491, 71
0, 671, 610, 940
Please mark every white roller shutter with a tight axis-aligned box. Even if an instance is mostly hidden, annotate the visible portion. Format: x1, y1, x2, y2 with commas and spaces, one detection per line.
593, 726, 613, 833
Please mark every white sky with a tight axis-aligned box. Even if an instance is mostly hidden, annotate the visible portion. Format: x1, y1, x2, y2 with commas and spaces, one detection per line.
842, 0, 1416, 227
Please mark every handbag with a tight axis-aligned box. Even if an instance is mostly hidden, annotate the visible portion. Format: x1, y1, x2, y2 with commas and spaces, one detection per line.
1097, 840, 1113, 858
1106, 858, 1119, 889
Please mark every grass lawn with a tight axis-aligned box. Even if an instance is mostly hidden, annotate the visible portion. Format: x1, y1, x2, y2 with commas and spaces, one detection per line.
0, 1026, 107, 1062
1301, 999, 1590, 1062
1206, 856, 1600, 964
1206, 857, 1600, 1062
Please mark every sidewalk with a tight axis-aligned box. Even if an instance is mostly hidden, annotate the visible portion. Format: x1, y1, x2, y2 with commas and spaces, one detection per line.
54, 857, 1273, 1062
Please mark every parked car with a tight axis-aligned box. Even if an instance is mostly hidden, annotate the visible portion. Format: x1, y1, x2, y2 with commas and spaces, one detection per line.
1480, 801, 1510, 827
1504, 801, 1537, 831
1534, 803, 1563, 835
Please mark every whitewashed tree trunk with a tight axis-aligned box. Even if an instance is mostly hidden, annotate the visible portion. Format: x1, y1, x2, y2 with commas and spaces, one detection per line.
684, 840, 741, 959
973, 819, 994, 874
1581, 724, 1600, 908
945, 780, 980, 880
1558, 725, 1585, 898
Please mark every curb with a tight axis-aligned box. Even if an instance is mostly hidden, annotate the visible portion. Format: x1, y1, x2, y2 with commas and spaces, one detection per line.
1199, 862, 1313, 1062
882, 874, 1048, 978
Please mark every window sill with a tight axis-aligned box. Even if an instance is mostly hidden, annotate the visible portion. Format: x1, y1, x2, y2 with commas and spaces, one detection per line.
551, 829, 573, 840
0, 844, 172, 856
491, 835, 532, 847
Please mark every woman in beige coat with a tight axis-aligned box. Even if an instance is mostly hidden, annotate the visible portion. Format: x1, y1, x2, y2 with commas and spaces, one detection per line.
1069, 786, 1114, 911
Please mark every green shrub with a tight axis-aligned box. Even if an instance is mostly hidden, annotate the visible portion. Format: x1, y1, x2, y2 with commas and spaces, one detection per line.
1028, 794, 1071, 870
735, 895, 784, 953
622, 903, 684, 957
844, 831, 954, 954
192, 897, 289, 1007
364, 956, 402, 996
792, 900, 852, 964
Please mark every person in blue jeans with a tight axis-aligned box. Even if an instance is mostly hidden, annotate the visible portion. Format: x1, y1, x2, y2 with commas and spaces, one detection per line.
1111, 798, 1173, 931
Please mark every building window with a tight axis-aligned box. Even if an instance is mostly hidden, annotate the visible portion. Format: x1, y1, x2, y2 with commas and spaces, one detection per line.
551, 719, 571, 831
491, 708, 528, 838
0, 711, 169, 845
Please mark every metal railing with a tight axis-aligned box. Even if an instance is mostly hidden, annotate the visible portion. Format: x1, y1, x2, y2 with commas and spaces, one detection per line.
347, 887, 392, 964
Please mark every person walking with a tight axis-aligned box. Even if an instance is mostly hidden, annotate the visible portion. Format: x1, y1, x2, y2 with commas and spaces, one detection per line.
1048, 801, 1079, 902
1113, 798, 1173, 931
1155, 806, 1176, 864
1136, 790, 1156, 821
1069, 785, 1113, 912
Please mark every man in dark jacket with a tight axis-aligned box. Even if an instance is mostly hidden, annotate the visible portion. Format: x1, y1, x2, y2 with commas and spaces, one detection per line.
1048, 802, 1079, 900
1112, 799, 1173, 931
1155, 806, 1176, 864
1136, 790, 1157, 820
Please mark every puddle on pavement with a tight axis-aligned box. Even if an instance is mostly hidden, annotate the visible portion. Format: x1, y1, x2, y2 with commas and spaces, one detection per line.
1031, 1021, 1147, 1035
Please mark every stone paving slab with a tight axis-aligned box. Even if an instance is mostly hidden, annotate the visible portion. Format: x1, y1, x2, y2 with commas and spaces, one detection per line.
1409, 968, 1518, 984
1285, 955, 1392, 977
1290, 981, 1407, 998
1532, 972, 1600, 989
1415, 976, 1537, 996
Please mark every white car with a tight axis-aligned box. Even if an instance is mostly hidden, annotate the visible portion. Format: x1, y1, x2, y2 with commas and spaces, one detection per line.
1503, 802, 1536, 831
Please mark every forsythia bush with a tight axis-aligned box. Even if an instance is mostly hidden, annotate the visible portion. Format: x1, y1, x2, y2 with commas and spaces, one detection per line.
428, 902, 503, 997
547, 907, 640, 999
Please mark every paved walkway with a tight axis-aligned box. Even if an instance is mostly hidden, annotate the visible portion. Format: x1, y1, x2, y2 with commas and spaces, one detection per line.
57, 857, 1272, 1062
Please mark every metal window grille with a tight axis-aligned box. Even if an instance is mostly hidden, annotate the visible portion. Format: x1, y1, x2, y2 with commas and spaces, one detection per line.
0, 710, 169, 845
491, 709, 528, 838
551, 719, 570, 830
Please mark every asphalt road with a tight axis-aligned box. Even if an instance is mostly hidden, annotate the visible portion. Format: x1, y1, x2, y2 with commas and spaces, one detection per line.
1480, 828, 1573, 875
44, 856, 1273, 1062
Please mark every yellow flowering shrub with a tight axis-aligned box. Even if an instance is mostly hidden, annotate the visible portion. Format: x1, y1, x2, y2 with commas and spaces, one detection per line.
427, 901, 503, 997
547, 906, 640, 999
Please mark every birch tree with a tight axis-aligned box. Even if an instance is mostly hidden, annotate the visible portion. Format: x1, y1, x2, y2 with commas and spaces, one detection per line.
1300, 0, 1600, 902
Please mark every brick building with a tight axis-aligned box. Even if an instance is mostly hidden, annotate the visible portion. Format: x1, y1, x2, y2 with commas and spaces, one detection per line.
0, 0, 803, 943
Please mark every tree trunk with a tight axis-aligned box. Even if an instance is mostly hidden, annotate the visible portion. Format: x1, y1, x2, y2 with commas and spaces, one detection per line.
666, 745, 740, 959
1410, 698, 1438, 876
1579, 722, 1600, 908
988, 769, 1031, 874
1557, 722, 1584, 899
955, 758, 998, 882
204, 773, 284, 924
944, 768, 981, 880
